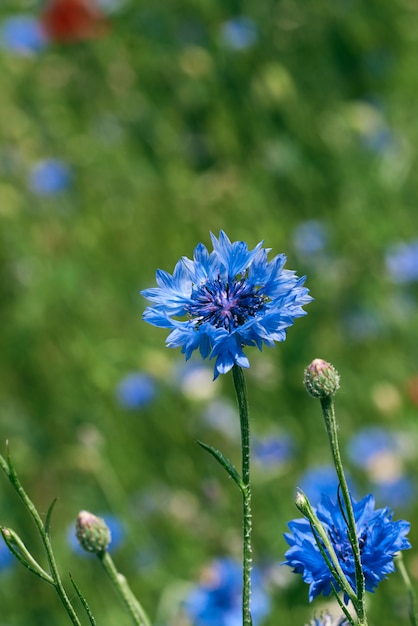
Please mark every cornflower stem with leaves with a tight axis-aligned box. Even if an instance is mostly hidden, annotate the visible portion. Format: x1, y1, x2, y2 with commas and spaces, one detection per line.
319, 395, 367, 626
0, 448, 85, 626
197, 366, 254, 625
232, 365, 253, 626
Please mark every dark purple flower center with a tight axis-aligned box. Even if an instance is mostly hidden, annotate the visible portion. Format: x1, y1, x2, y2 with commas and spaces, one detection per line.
185, 277, 266, 331
327, 524, 368, 564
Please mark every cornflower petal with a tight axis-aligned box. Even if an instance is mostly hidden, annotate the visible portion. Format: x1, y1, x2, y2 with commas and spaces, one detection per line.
141, 231, 313, 377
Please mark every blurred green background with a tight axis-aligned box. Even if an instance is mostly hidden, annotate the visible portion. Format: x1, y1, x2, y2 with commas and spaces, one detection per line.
1, 0, 418, 624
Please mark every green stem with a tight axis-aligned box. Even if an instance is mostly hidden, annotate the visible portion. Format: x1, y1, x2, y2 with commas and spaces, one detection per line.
319, 397, 367, 625
99, 551, 151, 626
0, 452, 82, 626
232, 365, 253, 626
396, 553, 418, 626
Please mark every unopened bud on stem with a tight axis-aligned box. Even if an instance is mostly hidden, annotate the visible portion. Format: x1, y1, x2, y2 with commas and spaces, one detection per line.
295, 490, 309, 515
75, 511, 111, 555
304, 359, 340, 399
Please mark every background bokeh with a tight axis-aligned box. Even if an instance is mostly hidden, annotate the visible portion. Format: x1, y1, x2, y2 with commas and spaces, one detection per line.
1, 1, 418, 624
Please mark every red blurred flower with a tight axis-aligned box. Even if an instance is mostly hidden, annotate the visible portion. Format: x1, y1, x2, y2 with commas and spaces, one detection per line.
41, 0, 108, 43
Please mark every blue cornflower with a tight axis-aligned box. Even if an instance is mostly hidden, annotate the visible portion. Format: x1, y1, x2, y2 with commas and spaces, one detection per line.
0, 15, 47, 55
184, 557, 270, 626
292, 220, 328, 258
283, 493, 410, 602
116, 372, 157, 409
298, 465, 355, 506
348, 427, 398, 467
253, 433, 294, 467
220, 17, 258, 50
142, 231, 312, 379
29, 159, 71, 196
385, 240, 418, 283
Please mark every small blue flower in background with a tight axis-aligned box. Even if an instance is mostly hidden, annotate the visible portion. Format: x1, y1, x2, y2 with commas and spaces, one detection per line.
385, 240, 418, 284
184, 557, 270, 626
0, 15, 47, 55
253, 433, 294, 468
69, 513, 125, 556
347, 427, 415, 508
348, 427, 397, 466
342, 307, 383, 342
306, 613, 348, 626
374, 476, 415, 510
116, 372, 157, 410
292, 220, 328, 258
142, 231, 313, 379
298, 465, 355, 506
0, 534, 14, 572
283, 492, 410, 602
220, 17, 258, 51
29, 159, 72, 196
361, 126, 395, 154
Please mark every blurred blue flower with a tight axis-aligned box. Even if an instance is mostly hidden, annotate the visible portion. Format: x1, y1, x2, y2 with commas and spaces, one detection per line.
29, 159, 72, 196
142, 231, 312, 379
298, 465, 354, 506
343, 308, 383, 342
253, 434, 294, 467
306, 614, 348, 626
385, 240, 418, 284
69, 513, 125, 556
283, 493, 411, 602
184, 557, 270, 626
0, 15, 47, 55
116, 372, 156, 409
347, 427, 415, 508
292, 221, 328, 258
374, 476, 415, 510
0, 535, 14, 572
361, 127, 394, 153
347, 427, 397, 468
220, 17, 258, 50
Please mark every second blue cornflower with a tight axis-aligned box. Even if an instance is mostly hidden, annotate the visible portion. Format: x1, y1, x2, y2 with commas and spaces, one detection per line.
283, 493, 411, 602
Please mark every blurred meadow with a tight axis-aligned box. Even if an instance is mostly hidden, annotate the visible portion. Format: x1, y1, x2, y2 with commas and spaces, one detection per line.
1, 0, 418, 624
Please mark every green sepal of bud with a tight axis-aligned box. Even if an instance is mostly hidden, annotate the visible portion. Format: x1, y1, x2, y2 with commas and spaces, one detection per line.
304, 358, 340, 399
75, 511, 111, 555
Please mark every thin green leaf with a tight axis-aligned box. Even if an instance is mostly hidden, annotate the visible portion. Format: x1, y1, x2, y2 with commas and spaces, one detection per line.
196, 440, 244, 491
45, 498, 58, 536
0, 449, 10, 478
69, 574, 97, 626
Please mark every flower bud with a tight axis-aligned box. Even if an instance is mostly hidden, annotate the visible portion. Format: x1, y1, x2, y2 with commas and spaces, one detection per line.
304, 359, 340, 399
75, 511, 111, 554
295, 490, 309, 515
